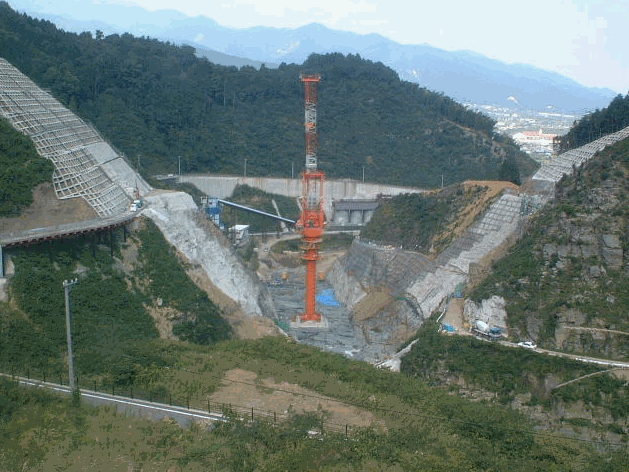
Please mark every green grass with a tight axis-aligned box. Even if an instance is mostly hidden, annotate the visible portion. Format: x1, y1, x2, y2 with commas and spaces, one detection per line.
1, 338, 628, 471
400, 317, 603, 402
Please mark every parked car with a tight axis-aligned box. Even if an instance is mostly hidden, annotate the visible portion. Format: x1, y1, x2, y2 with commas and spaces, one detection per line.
517, 341, 537, 349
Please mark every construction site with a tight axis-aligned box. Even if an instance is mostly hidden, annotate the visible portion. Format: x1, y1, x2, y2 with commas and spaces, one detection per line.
2, 55, 629, 365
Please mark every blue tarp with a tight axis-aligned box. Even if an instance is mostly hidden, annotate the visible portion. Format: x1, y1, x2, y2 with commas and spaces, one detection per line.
317, 289, 341, 307
443, 323, 455, 333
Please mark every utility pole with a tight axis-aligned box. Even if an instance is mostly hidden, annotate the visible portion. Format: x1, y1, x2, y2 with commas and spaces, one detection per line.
178, 156, 181, 182
63, 279, 79, 391
362, 166, 365, 182
244, 158, 247, 178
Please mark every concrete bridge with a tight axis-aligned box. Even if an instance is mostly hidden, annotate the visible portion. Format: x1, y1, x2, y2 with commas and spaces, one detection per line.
0, 212, 137, 278
171, 174, 427, 219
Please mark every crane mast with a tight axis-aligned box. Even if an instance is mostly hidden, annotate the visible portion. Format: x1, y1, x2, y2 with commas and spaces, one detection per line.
297, 74, 325, 323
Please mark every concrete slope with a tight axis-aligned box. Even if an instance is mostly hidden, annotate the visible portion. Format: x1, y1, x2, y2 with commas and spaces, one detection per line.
0, 58, 150, 217
331, 190, 526, 330
143, 191, 268, 318
532, 125, 629, 184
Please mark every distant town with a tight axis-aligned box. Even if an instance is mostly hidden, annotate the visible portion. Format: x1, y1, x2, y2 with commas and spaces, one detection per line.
464, 102, 584, 162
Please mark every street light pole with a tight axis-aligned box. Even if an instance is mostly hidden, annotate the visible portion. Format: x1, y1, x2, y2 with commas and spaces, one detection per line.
244, 158, 247, 179
178, 156, 181, 182
63, 279, 79, 391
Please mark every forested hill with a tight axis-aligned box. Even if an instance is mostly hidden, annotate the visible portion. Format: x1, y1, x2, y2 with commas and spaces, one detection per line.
0, 2, 535, 187
556, 93, 629, 152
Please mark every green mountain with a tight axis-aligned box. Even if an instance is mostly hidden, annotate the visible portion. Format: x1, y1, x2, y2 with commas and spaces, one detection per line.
556, 93, 629, 152
0, 2, 536, 188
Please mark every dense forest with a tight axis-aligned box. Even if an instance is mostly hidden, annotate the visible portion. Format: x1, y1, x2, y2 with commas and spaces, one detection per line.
556, 93, 629, 152
0, 2, 536, 188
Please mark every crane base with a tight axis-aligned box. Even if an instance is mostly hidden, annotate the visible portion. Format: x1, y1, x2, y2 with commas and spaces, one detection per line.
290, 315, 329, 329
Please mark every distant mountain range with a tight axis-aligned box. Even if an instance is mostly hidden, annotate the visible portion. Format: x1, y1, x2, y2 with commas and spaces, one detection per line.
13, 2, 618, 113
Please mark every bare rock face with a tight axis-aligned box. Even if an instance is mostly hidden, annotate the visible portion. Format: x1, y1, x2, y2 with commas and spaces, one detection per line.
0, 278, 8, 302
463, 296, 507, 330
143, 191, 268, 317
327, 257, 367, 308
601, 233, 623, 269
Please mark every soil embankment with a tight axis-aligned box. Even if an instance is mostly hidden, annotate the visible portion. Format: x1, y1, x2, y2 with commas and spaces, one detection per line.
0, 183, 98, 233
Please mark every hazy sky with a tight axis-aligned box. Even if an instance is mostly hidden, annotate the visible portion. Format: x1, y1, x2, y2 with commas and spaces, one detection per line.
11, 0, 629, 94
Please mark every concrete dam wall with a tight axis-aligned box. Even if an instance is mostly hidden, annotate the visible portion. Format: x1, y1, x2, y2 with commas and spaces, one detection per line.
180, 174, 425, 218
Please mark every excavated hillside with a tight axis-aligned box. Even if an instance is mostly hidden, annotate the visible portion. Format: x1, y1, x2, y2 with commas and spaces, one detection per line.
327, 180, 530, 355
471, 138, 629, 358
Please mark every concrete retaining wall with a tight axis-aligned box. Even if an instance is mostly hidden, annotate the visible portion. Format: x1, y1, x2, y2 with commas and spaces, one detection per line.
180, 174, 425, 218
331, 191, 527, 322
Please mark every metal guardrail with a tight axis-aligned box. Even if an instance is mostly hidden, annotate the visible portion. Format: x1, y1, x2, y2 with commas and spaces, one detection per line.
1, 365, 361, 437
0, 211, 137, 247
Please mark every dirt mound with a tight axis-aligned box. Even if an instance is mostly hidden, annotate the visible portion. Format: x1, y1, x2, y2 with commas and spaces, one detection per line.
209, 369, 386, 430
0, 183, 97, 233
433, 180, 519, 252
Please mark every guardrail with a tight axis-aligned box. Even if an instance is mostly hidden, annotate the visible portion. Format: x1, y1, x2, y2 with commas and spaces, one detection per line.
0, 211, 137, 247
2, 364, 360, 437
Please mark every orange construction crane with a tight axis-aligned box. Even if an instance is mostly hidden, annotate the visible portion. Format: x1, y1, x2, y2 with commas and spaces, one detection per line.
296, 74, 325, 323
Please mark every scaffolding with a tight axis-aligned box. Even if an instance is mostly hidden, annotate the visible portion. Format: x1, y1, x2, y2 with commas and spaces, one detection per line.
0, 58, 130, 217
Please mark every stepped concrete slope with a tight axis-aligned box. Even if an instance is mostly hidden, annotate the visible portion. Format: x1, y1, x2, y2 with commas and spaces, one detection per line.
331, 191, 526, 326
407, 192, 525, 317
0, 58, 150, 217
532, 125, 629, 184
143, 191, 269, 318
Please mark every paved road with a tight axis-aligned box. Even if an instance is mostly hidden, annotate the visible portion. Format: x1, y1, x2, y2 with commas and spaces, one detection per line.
496, 340, 629, 368
0, 211, 137, 247
2, 374, 225, 429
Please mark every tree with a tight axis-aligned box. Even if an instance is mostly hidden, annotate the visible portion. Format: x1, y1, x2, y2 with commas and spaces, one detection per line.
499, 156, 521, 185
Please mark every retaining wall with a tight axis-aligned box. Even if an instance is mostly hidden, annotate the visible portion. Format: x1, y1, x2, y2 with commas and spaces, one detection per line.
180, 174, 425, 218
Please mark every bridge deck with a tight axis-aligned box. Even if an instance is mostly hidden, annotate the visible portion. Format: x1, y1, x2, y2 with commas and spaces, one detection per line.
0, 211, 137, 248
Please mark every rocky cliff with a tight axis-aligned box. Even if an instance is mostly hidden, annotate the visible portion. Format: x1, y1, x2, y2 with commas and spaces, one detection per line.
144, 191, 275, 318
470, 138, 629, 356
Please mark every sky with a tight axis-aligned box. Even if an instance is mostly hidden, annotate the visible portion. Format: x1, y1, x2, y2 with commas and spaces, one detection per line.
10, 0, 629, 94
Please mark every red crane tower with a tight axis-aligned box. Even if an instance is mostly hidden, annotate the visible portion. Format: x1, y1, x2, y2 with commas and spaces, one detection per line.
296, 74, 325, 323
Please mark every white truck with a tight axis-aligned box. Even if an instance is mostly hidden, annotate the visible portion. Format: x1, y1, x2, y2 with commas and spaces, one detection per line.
472, 320, 504, 340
